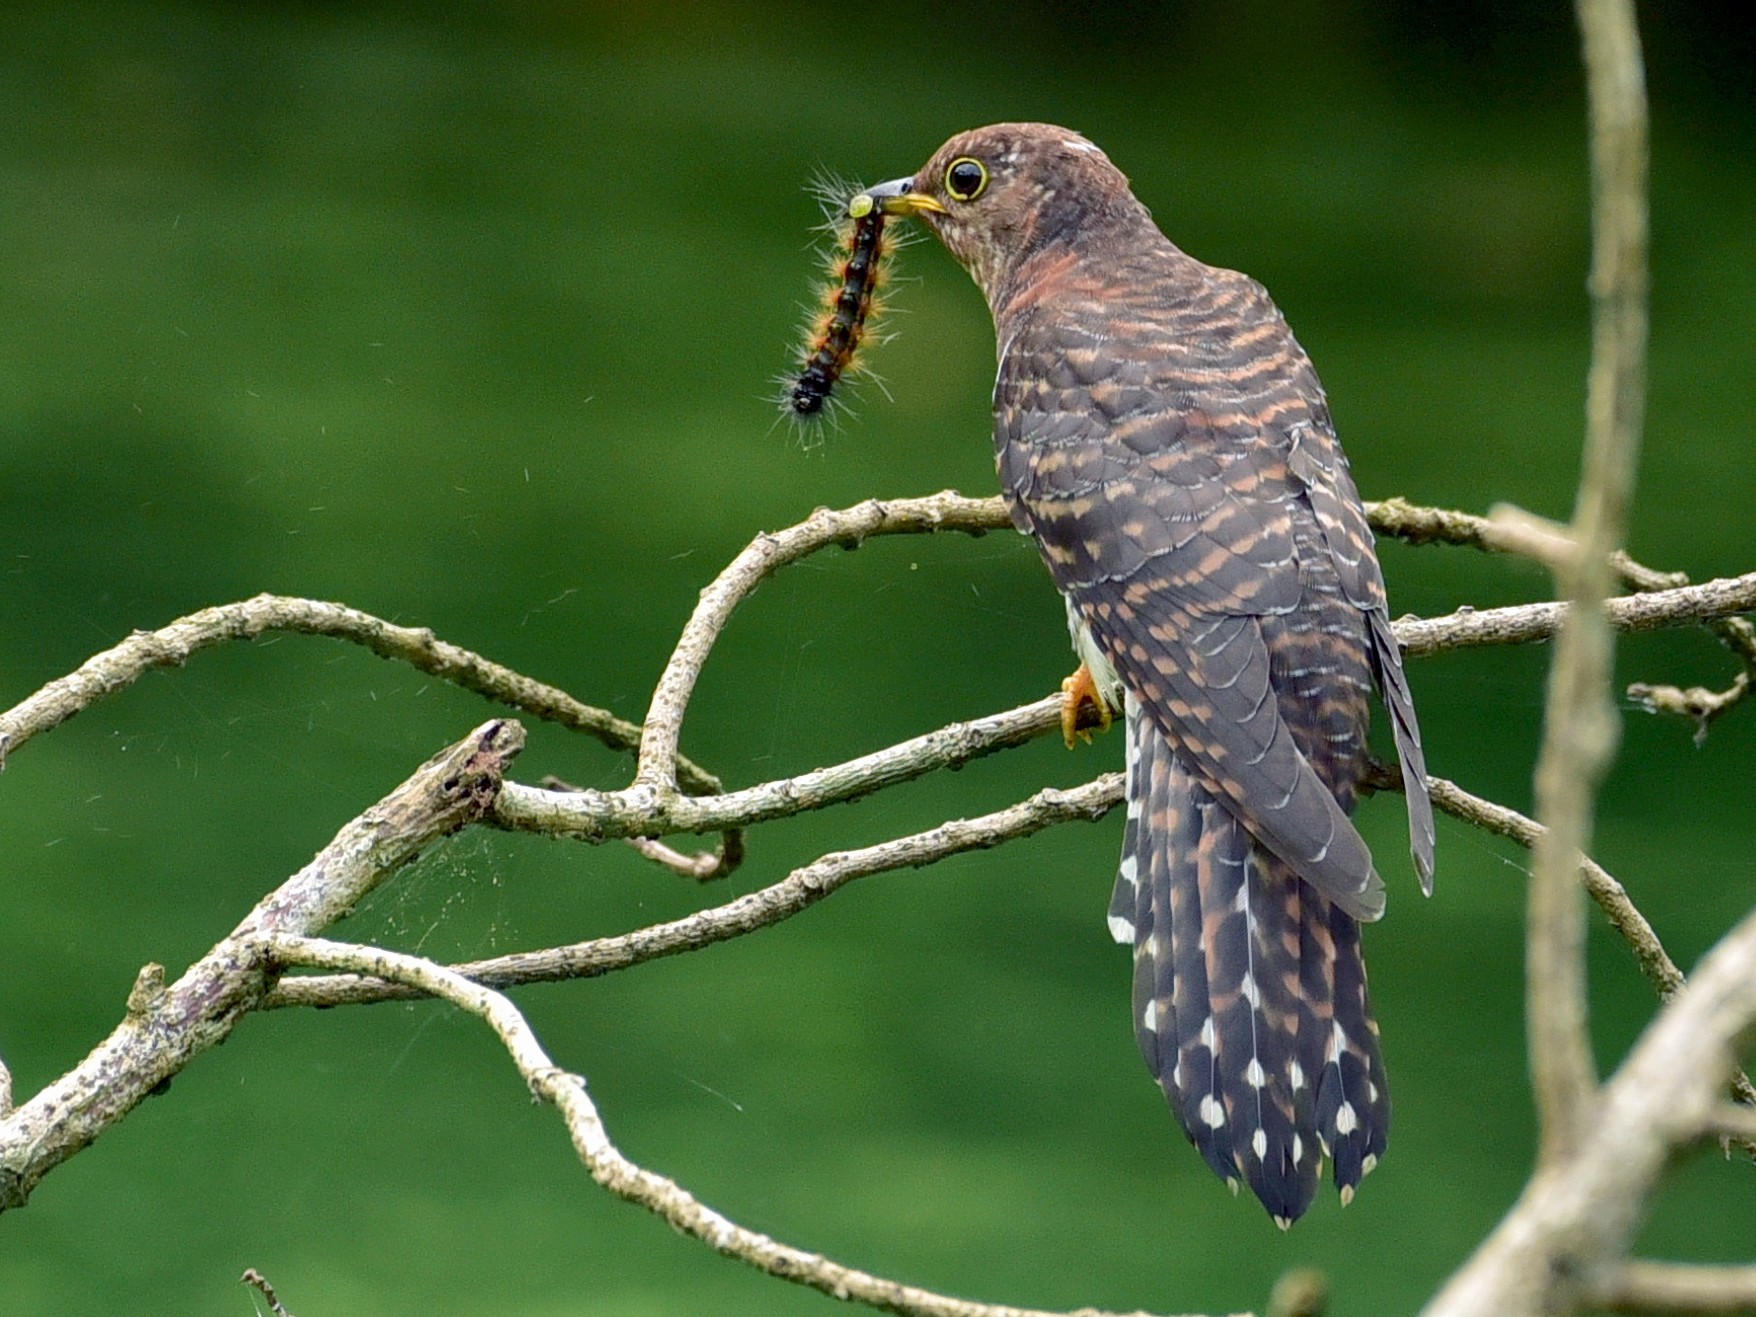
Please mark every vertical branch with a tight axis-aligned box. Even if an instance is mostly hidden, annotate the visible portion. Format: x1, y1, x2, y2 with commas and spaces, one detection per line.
1514, 0, 1650, 1168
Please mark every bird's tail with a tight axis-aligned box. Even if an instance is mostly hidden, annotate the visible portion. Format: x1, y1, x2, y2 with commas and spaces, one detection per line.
1109, 703, 1389, 1227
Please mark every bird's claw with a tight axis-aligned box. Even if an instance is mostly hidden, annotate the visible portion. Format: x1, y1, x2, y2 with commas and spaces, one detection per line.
1060, 663, 1112, 748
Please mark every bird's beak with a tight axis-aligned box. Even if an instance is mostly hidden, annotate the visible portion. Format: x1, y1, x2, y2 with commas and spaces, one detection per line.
851, 176, 946, 219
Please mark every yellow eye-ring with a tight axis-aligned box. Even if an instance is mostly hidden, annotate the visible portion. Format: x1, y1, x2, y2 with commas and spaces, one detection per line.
944, 157, 989, 203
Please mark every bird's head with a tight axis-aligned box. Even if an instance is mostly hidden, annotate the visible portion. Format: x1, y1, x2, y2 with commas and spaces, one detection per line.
855, 122, 1150, 307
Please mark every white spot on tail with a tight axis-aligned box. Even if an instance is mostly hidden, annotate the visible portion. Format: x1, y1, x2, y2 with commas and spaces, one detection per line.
1289, 1061, 1306, 1091
1292, 1134, 1304, 1165
1240, 973, 1261, 1009
1251, 1128, 1267, 1160
1141, 999, 1159, 1034
1199, 1095, 1226, 1129
1244, 1059, 1266, 1089
1329, 1020, 1350, 1062
1340, 1184, 1356, 1207
1107, 913, 1136, 944
1335, 1101, 1359, 1136
1199, 1016, 1217, 1050
1362, 1153, 1379, 1177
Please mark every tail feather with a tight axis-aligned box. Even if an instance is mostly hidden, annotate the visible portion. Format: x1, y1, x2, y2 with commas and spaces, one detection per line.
1312, 898, 1390, 1196
1113, 703, 1386, 1224
1161, 751, 1224, 1184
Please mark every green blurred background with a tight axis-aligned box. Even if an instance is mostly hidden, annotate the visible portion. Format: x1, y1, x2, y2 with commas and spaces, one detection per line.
1, 2, 1751, 1313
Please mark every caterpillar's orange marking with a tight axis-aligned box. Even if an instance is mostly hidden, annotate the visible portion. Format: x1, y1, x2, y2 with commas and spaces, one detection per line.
788, 190, 894, 420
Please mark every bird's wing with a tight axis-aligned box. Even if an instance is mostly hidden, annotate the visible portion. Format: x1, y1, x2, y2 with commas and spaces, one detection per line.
1287, 422, 1436, 892
995, 296, 1386, 921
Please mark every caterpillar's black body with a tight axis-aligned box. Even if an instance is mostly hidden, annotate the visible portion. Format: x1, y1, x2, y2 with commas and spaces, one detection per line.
789, 199, 888, 417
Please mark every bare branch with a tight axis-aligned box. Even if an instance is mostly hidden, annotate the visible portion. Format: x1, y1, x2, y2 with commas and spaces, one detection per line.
503, 692, 1064, 840
1425, 899, 1756, 1315
499, 565, 1756, 848
1594, 1262, 1756, 1314
240, 1269, 297, 1317
265, 773, 1121, 1009
1627, 671, 1752, 746
1373, 500, 1683, 596
1392, 572, 1756, 658
1364, 764, 1756, 1149
1705, 1105, 1756, 1145
0, 720, 522, 1210
1370, 497, 1756, 740
1401, 772, 1686, 1001
1603, 548, 1756, 688
0, 594, 718, 794
635, 492, 1013, 791
265, 933, 1232, 1317
543, 773, 750, 882
623, 833, 746, 880
0, 510, 1745, 867
1369, 496, 1538, 556
1511, 0, 1649, 1165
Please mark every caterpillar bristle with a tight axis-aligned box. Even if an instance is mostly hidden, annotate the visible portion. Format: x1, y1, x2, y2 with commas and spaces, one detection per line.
779, 175, 906, 426
804, 168, 858, 211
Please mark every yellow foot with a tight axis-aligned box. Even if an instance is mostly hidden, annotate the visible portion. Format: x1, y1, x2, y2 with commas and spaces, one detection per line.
1060, 663, 1113, 748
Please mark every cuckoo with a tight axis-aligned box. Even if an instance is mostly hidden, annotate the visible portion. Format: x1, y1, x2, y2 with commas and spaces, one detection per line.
856, 123, 1435, 1226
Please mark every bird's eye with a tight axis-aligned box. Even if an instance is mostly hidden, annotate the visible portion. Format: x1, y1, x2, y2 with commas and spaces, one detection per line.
944, 157, 989, 203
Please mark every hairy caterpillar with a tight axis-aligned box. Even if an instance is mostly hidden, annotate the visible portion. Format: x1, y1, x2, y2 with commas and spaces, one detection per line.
785, 187, 897, 421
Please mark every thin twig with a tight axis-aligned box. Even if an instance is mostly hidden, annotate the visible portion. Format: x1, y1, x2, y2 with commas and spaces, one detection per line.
1704, 1105, 1756, 1146
265, 774, 1122, 1009
265, 933, 1227, 1317
240, 1268, 296, 1317
1368, 769, 1685, 1000
1593, 1260, 1756, 1314
623, 834, 746, 880
504, 693, 1064, 840
1391, 572, 1756, 658
635, 492, 1013, 791
1627, 671, 1752, 746
1365, 763, 1756, 1148
543, 773, 748, 882
1370, 497, 1756, 737
1609, 545, 1756, 683
0, 721, 522, 1211
0, 594, 718, 794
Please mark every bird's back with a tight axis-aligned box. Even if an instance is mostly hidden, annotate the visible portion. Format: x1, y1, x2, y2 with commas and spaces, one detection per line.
995, 238, 1390, 914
